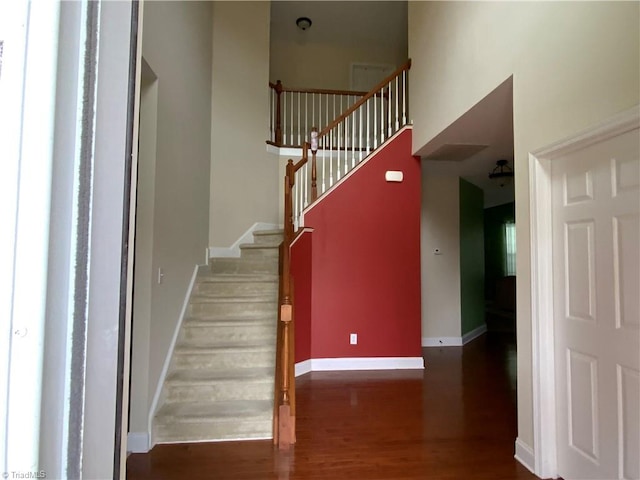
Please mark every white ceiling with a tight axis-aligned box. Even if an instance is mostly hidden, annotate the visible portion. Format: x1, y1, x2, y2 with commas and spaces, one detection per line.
270, 1, 407, 51
418, 77, 515, 208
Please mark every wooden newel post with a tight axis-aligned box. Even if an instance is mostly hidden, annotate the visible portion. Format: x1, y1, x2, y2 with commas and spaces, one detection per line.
310, 127, 318, 201
279, 164, 294, 449
275, 80, 283, 146
285, 160, 295, 239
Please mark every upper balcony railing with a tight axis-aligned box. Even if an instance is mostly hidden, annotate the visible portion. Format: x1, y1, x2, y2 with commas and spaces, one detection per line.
268, 82, 370, 148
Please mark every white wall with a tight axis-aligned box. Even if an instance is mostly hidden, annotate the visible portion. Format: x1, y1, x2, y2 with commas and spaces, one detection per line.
420, 172, 461, 341
129, 0, 213, 443
409, 0, 640, 451
270, 41, 405, 91
128, 61, 157, 436
210, 1, 278, 248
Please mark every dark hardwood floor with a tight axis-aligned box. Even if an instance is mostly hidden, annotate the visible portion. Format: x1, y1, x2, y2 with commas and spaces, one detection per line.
127, 333, 538, 479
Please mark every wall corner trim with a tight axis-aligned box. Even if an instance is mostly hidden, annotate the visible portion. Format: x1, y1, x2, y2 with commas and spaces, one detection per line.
514, 438, 536, 474
461, 324, 487, 345
295, 356, 424, 376
127, 432, 150, 454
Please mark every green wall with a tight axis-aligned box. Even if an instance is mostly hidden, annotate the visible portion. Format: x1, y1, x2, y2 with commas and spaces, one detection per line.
459, 179, 485, 336
483, 201, 515, 300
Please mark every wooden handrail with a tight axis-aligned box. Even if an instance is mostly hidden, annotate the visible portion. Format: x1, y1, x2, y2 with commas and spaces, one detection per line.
269, 82, 369, 97
318, 59, 411, 138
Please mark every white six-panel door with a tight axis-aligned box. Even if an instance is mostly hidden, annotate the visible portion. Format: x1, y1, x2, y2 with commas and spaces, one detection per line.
552, 127, 639, 480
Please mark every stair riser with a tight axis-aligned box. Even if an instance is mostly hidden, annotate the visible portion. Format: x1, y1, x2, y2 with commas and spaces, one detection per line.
173, 350, 275, 370
164, 381, 274, 403
154, 418, 272, 444
189, 302, 277, 318
192, 293, 277, 304
210, 258, 278, 274
240, 247, 280, 259
181, 324, 276, 345
194, 282, 278, 297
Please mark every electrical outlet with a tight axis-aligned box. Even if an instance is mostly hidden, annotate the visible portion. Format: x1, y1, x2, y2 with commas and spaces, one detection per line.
350, 333, 358, 345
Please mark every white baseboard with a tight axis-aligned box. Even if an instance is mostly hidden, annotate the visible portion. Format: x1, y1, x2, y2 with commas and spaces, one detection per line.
147, 264, 200, 449
209, 222, 281, 258
422, 325, 487, 348
462, 324, 487, 345
514, 437, 536, 474
295, 356, 424, 376
422, 336, 463, 347
127, 432, 150, 453
295, 359, 312, 377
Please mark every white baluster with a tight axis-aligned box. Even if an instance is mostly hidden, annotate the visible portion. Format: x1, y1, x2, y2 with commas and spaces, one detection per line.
338, 95, 346, 147
283, 93, 287, 145
333, 94, 336, 126
366, 99, 370, 155
312, 93, 315, 135
380, 87, 384, 144
336, 127, 339, 183
304, 161, 308, 209
305, 92, 308, 141
329, 130, 333, 187
359, 104, 363, 162
298, 168, 302, 225
293, 173, 298, 231
325, 94, 328, 133
290, 91, 294, 145
387, 83, 395, 138
395, 76, 399, 130
321, 136, 326, 193
344, 121, 348, 177
402, 70, 407, 126
352, 97, 356, 168
373, 94, 377, 149
297, 92, 301, 146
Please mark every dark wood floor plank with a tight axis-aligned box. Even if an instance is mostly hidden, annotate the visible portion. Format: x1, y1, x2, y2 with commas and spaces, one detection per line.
127, 333, 538, 479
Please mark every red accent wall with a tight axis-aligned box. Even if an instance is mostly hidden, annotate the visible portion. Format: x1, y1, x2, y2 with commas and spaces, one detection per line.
304, 128, 422, 358
290, 231, 312, 363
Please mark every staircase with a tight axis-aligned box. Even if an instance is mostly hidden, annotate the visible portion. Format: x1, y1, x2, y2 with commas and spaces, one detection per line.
153, 229, 283, 443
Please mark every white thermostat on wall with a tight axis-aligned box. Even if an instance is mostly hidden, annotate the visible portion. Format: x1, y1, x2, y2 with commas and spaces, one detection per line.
385, 170, 403, 182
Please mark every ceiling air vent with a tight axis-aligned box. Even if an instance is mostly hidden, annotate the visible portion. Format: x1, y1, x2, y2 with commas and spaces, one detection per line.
423, 144, 488, 162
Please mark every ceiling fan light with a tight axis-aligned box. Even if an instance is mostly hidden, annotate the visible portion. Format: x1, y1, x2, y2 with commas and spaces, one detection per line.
488, 159, 514, 187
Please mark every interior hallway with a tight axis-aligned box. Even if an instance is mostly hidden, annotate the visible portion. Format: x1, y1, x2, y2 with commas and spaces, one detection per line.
127, 333, 537, 479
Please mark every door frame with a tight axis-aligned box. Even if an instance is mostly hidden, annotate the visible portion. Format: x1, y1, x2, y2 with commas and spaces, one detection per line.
529, 105, 640, 479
